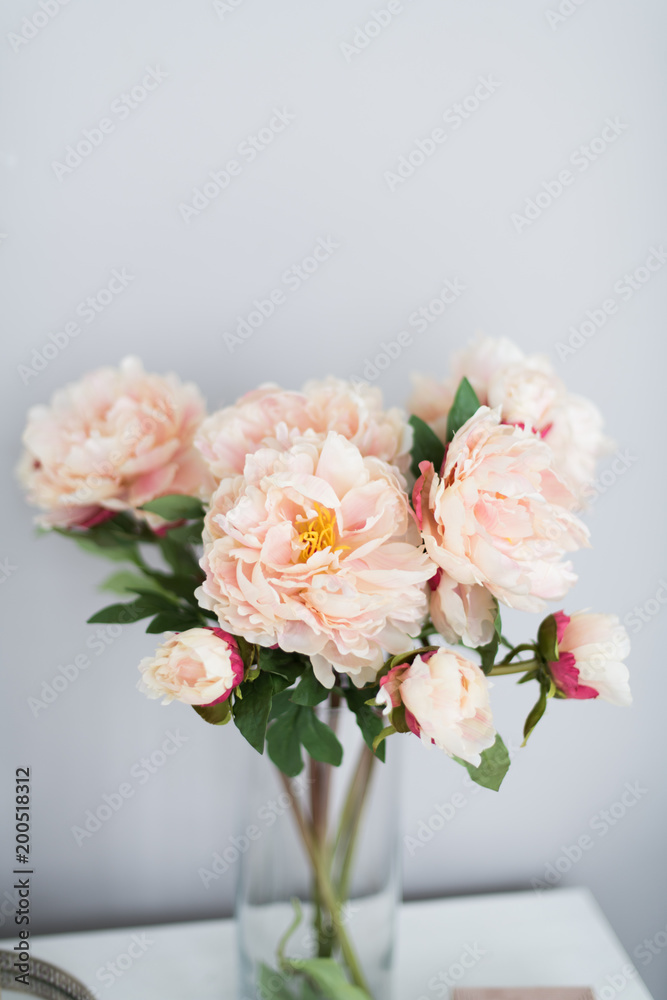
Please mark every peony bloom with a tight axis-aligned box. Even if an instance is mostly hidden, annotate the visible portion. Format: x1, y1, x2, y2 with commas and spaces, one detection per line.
417, 407, 590, 614
195, 377, 411, 482
17, 357, 211, 528
409, 336, 611, 502
377, 649, 496, 766
548, 611, 632, 706
196, 431, 434, 688
429, 572, 497, 648
137, 627, 244, 706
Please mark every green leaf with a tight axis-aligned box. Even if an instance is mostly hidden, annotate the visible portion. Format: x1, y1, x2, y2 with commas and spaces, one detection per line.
291, 669, 330, 706
537, 614, 559, 663
87, 594, 170, 624
408, 414, 446, 479
233, 673, 273, 753
523, 684, 548, 745
260, 648, 307, 683
269, 689, 297, 720
158, 534, 202, 578
297, 709, 343, 766
478, 629, 500, 675
145, 609, 206, 633
99, 570, 168, 596
455, 734, 511, 792
445, 377, 481, 443
140, 494, 205, 520
193, 699, 233, 726
288, 958, 370, 1000
344, 688, 386, 762
267, 705, 304, 777
164, 520, 204, 545
59, 530, 142, 565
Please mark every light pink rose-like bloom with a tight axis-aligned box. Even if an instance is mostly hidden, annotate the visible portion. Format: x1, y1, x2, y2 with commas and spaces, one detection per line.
409, 336, 611, 502
195, 377, 412, 482
549, 611, 632, 706
196, 431, 434, 688
416, 407, 590, 614
429, 572, 497, 648
137, 627, 244, 706
377, 649, 496, 766
18, 357, 211, 528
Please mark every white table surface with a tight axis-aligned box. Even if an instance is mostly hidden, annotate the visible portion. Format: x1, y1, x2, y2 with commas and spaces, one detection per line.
0, 887, 653, 1000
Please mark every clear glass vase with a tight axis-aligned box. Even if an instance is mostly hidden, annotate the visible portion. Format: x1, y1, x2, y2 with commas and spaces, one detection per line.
236, 705, 401, 1000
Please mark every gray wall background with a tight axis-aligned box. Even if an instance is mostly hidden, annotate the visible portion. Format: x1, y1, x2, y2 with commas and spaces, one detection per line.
1, 1, 666, 997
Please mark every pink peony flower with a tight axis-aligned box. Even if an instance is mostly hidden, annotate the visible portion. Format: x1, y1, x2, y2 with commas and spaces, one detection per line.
417, 407, 590, 614
195, 377, 411, 482
196, 431, 434, 688
377, 649, 496, 766
549, 611, 632, 706
409, 336, 611, 503
18, 357, 212, 528
429, 573, 497, 648
137, 627, 244, 706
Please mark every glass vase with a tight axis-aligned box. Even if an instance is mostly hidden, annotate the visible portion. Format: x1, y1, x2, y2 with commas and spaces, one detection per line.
236, 705, 401, 1000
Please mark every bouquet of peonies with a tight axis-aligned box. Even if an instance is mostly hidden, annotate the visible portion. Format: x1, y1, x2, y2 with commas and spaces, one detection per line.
18, 340, 631, 999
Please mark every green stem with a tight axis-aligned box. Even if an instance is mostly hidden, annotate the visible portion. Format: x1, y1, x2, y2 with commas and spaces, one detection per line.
500, 643, 536, 665
490, 659, 540, 675
277, 771, 372, 996
336, 748, 375, 903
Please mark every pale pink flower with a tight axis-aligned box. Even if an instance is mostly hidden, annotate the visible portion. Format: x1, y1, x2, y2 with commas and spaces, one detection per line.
429, 573, 497, 648
549, 611, 631, 706
409, 336, 611, 502
196, 431, 434, 688
195, 377, 411, 482
137, 627, 244, 706
18, 357, 211, 528
377, 649, 496, 766
417, 407, 590, 614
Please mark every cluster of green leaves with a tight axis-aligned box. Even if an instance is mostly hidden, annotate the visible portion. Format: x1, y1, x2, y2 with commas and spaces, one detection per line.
227, 650, 388, 776
59, 496, 211, 635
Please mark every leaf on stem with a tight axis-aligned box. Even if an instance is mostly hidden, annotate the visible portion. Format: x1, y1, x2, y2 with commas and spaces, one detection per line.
343, 688, 386, 762
454, 733, 511, 791
232, 673, 273, 753
297, 709, 343, 766
287, 958, 371, 999
291, 669, 330, 706
140, 494, 205, 520
522, 683, 549, 745
408, 415, 446, 479
267, 704, 304, 777
193, 699, 232, 726
537, 614, 559, 664
445, 377, 481, 443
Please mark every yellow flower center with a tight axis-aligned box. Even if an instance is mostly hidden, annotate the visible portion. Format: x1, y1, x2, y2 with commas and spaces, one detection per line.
296, 503, 347, 562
